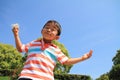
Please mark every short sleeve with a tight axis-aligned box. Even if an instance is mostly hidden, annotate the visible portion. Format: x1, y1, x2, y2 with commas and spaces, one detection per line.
20, 41, 34, 53
56, 49, 69, 64
20, 44, 29, 53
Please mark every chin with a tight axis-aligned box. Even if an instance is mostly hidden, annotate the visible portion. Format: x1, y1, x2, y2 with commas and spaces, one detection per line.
44, 37, 52, 40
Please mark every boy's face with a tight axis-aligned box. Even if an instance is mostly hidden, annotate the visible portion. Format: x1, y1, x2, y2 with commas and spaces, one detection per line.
41, 22, 60, 41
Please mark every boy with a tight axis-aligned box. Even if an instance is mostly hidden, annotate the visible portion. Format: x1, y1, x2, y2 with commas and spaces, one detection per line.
12, 20, 93, 80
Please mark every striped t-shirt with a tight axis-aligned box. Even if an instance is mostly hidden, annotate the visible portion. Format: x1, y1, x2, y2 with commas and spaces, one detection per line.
18, 39, 68, 80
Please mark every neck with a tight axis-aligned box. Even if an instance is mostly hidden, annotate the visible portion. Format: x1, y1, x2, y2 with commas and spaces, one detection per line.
42, 38, 52, 44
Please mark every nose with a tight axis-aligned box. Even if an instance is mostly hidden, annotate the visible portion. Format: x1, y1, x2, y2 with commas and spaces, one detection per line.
47, 28, 51, 32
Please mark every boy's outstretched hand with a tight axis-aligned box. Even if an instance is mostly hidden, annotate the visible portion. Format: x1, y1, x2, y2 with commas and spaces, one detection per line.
82, 50, 93, 60
12, 23, 19, 36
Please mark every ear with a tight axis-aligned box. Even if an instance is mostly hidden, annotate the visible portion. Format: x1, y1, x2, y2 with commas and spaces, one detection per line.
55, 36, 60, 40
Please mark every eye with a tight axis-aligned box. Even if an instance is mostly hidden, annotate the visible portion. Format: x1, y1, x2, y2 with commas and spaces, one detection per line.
44, 26, 49, 29
51, 28, 56, 31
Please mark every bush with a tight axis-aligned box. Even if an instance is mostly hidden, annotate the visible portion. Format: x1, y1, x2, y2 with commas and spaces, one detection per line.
54, 73, 92, 80
0, 43, 23, 76
0, 76, 10, 80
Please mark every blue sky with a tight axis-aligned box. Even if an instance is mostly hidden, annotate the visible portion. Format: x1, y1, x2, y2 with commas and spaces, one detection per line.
0, 0, 120, 79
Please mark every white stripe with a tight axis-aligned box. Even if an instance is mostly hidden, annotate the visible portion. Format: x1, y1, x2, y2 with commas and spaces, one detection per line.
19, 75, 53, 80
39, 54, 55, 68
21, 70, 53, 79
44, 48, 57, 62
28, 52, 42, 54
24, 63, 48, 72
29, 46, 40, 49
49, 46, 60, 52
24, 64, 41, 69
23, 63, 53, 75
26, 56, 54, 69
57, 52, 67, 58
21, 44, 26, 52
60, 57, 68, 64
57, 53, 64, 57
26, 57, 41, 62
28, 52, 41, 55
32, 41, 41, 44
46, 48, 55, 54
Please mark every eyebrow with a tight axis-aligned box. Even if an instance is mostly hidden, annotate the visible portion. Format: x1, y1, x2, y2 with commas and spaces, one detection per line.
45, 24, 59, 29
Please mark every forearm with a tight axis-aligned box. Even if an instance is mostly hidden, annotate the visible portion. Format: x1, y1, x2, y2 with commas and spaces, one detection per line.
14, 35, 23, 52
64, 57, 85, 65
64, 50, 93, 65
12, 24, 23, 52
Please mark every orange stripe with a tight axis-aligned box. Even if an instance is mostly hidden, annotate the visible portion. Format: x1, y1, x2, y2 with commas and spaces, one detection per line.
23, 67, 53, 76
25, 60, 54, 71
58, 55, 67, 61
55, 51, 61, 54
20, 73, 53, 80
30, 43, 41, 46
27, 54, 55, 66
25, 46, 28, 52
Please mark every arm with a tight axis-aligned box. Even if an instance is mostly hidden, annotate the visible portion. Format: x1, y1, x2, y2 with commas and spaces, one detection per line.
63, 50, 93, 65
12, 24, 23, 52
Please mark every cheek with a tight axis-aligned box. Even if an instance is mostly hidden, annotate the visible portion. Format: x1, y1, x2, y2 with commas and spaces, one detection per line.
53, 31, 58, 35
41, 30, 45, 35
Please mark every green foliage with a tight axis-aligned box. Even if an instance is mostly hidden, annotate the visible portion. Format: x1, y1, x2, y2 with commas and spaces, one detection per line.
0, 43, 23, 76
52, 40, 73, 74
108, 49, 120, 80
0, 76, 10, 80
54, 73, 92, 80
52, 40, 70, 57
96, 49, 120, 80
109, 64, 120, 80
96, 73, 109, 80
96, 50, 120, 80
10, 55, 27, 80
112, 49, 120, 65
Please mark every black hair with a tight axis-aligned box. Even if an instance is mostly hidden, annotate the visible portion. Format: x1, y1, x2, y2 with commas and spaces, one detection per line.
43, 20, 61, 36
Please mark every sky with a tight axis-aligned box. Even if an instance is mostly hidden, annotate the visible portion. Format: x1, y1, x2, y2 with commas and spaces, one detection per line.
0, 0, 120, 79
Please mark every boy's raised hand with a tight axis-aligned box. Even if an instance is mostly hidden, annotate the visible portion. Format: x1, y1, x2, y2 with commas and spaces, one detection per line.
12, 23, 19, 36
82, 50, 93, 60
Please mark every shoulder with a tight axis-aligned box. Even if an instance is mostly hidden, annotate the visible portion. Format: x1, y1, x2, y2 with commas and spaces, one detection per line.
27, 39, 41, 45
50, 43, 62, 52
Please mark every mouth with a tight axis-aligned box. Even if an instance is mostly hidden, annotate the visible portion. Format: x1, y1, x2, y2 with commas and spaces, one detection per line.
44, 32, 52, 36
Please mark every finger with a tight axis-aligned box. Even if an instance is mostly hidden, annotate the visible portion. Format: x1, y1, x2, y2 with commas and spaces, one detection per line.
11, 23, 19, 29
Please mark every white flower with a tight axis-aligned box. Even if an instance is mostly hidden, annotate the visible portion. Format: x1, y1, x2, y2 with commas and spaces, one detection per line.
11, 23, 19, 29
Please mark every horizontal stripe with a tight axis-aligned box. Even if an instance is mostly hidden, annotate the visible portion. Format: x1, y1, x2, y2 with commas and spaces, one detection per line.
21, 45, 26, 52
28, 47, 41, 53
59, 57, 68, 64
31, 41, 41, 44
44, 49, 57, 63
23, 67, 53, 76
30, 43, 41, 47
24, 60, 53, 72
56, 52, 69, 64
49, 46, 60, 51
20, 73, 53, 80
25, 57, 54, 70
26, 53, 55, 68
20, 70, 53, 79
23, 64, 49, 72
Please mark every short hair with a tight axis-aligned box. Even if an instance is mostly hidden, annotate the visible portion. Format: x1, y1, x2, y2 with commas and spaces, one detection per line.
43, 20, 61, 36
